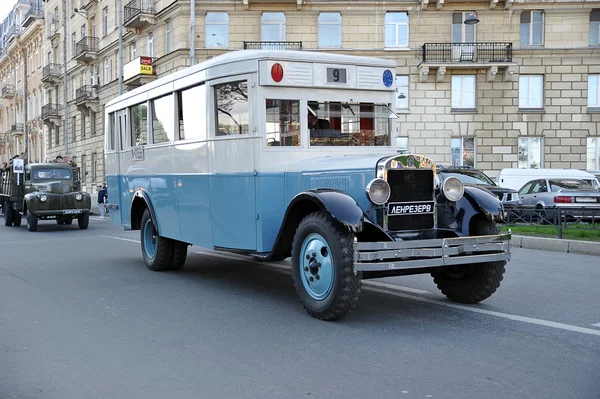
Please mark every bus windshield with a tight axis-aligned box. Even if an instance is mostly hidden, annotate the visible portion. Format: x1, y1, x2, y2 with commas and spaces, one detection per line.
306, 101, 392, 147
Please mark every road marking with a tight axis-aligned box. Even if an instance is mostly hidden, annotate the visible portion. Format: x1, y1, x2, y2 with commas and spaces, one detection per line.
592, 323, 600, 328
99, 235, 141, 244
105, 235, 600, 337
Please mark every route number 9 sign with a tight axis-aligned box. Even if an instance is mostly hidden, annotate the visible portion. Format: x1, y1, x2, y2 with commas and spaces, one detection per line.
327, 68, 347, 83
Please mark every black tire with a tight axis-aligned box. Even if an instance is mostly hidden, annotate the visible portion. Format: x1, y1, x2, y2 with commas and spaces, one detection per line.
140, 209, 173, 271
64, 216, 74, 225
78, 213, 89, 230
291, 211, 362, 321
57, 217, 65, 225
27, 211, 38, 232
4, 200, 14, 226
13, 211, 22, 227
431, 219, 506, 304
170, 240, 189, 270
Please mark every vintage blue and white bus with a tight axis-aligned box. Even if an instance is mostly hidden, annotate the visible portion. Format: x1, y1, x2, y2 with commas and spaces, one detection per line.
104, 50, 512, 321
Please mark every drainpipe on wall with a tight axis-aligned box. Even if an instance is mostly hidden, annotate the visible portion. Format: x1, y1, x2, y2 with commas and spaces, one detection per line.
62, 0, 68, 156
118, 0, 123, 95
23, 47, 28, 162
190, 0, 195, 65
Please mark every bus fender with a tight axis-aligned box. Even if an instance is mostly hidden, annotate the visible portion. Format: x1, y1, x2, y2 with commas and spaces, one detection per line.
268, 189, 367, 260
130, 189, 160, 233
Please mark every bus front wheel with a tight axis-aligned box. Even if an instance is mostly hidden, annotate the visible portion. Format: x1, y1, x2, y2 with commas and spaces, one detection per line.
140, 209, 173, 271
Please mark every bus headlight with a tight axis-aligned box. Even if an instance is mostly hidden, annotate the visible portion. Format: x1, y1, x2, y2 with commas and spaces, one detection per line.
442, 177, 464, 202
75, 194, 83, 201
366, 178, 391, 206
40, 195, 47, 202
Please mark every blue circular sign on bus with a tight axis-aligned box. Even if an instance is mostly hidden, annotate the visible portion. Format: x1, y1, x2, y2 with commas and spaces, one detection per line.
382, 69, 393, 87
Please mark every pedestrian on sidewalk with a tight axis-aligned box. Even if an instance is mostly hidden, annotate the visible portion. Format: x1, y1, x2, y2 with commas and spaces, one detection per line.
97, 184, 107, 219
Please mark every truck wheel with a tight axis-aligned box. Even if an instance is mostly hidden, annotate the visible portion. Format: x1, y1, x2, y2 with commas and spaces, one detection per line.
291, 211, 362, 321
170, 240, 188, 270
431, 219, 506, 304
140, 209, 173, 271
4, 200, 14, 226
78, 213, 89, 230
27, 212, 38, 232
13, 212, 22, 227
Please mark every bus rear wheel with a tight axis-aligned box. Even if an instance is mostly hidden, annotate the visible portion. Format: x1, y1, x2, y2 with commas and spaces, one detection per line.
140, 209, 173, 271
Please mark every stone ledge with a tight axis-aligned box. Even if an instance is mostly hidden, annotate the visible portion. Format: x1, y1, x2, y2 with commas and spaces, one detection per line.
512, 235, 600, 256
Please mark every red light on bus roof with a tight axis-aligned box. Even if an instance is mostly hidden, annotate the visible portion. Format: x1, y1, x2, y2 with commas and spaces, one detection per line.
271, 63, 284, 82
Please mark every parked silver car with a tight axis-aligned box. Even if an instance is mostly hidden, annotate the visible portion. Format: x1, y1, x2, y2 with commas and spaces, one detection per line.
518, 178, 600, 219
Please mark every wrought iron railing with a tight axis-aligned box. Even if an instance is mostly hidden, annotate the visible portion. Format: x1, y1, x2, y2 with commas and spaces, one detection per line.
23, 3, 44, 23
43, 63, 62, 80
76, 86, 98, 102
2, 85, 15, 97
243, 41, 302, 50
75, 36, 99, 57
422, 42, 513, 63
7, 24, 21, 38
42, 103, 62, 119
124, 0, 155, 23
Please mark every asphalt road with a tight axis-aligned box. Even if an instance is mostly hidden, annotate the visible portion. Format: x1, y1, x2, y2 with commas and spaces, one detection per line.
1, 217, 599, 399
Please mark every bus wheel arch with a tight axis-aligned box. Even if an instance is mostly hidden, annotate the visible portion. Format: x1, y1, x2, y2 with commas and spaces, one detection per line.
130, 191, 158, 233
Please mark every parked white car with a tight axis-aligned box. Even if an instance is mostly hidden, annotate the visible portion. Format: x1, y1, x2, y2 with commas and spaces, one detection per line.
497, 168, 600, 191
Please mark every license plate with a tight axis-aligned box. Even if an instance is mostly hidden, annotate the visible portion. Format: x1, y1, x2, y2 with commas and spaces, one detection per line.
388, 201, 435, 216
575, 197, 598, 203
63, 209, 82, 214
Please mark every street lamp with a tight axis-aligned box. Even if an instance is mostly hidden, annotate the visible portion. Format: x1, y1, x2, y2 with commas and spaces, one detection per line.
464, 13, 480, 25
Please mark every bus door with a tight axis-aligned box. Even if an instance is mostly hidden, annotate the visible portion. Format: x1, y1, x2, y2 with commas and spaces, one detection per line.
208, 75, 258, 251
114, 109, 129, 227
105, 111, 122, 226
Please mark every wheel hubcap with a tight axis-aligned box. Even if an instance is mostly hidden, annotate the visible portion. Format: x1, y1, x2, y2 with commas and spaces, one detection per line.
143, 219, 157, 259
300, 233, 334, 300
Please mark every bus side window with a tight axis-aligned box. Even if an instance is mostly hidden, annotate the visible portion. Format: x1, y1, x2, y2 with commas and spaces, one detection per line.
130, 102, 148, 147
178, 84, 207, 141
214, 81, 248, 136
107, 112, 116, 151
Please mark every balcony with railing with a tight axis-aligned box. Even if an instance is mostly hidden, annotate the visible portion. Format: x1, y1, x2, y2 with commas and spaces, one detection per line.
124, 0, 156, 29
1, 85, 16, 99
41, 103, 62, 127
419, 42, 517, 83
243, 41, 302, 50
75, 86, 100, 114
80, 0, 98, 11
11, 124, 24, 136
75, 36, 99, 64
42, 63, 63, 85
6, 24, 21, 45
22, 3, 44, 28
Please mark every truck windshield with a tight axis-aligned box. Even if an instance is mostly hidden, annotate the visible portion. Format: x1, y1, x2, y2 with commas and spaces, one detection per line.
307, 101, 392, 147
33, 168, 72, 180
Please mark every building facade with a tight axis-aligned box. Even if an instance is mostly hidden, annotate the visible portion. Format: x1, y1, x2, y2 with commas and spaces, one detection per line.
0, 0, 46, 165
32, 0, 600, 191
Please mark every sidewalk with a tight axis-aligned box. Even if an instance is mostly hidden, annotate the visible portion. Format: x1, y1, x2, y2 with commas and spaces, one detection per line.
512, 234, 600, 256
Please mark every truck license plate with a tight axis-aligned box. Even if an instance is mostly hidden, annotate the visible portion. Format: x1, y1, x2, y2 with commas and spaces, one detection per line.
63, 209, 82, 214
388, 201, 435, 216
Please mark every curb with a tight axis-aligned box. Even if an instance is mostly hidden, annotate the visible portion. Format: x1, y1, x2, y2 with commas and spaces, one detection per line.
512, 235, 600, 256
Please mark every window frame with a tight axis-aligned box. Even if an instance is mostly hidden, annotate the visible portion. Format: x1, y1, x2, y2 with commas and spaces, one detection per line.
520, 10, 544, 46
519, 75, 544, 110
318, 12, 342, 49
451, 75, 476, 111
450, 136, 476, 167
384, 12, 409, 49
166, 20, 174, 53
149, 93, 176, 146
518, 136, 544, 169
261, 12, 286, 42
212, 77, 251, 140
205, 12, 229, 49
590, 9, 600, 46
587, 137, 600, 170
264, 98, 302, 149
588, 74, 600, 110
452, 12, 477, 43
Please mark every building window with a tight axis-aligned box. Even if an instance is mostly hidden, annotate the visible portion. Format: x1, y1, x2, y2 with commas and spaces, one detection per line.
82, 113, 86, 138
520, 11, 544, 46
384, 12, 409, 48
519, 75, 544, 109
318, 12, 342, 48
261, 12, 286, 42
265, 99, 301, 147
452, 12, 476, 43
587, 137, 600, 170
130, 41, 137, 60
590, 9, 600, 45
451, 75, 476, 110
451, 137, 475, 167
81, 154, 87, 182
205, 12, 228, 49
166, 20, 173, 53
148, 32, 154, 57
72, 77, 77, 100
215, 81, 249, 136
55, 126, 60, 145
518, 137, 543, 169
91, 112, 96, 135
103, 7, 108, 37
588, 75, 600, 109
72, 32, 76, 57
104, 59, 109, 84
396, 136, 409, 152
71, 116, 76, 142
396, 75, 409, 111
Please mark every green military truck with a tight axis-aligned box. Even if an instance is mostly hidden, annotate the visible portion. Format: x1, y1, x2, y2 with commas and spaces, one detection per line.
0, 159, 92, 231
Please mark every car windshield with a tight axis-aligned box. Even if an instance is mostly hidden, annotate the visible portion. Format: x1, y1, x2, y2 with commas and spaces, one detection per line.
306, 101, 393, 147
33, 168, 72, 180
440, 171, 496, 186
549, 179, 596, 192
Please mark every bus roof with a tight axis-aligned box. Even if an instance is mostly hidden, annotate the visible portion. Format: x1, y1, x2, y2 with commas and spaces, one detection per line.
105, 50, 397, 109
